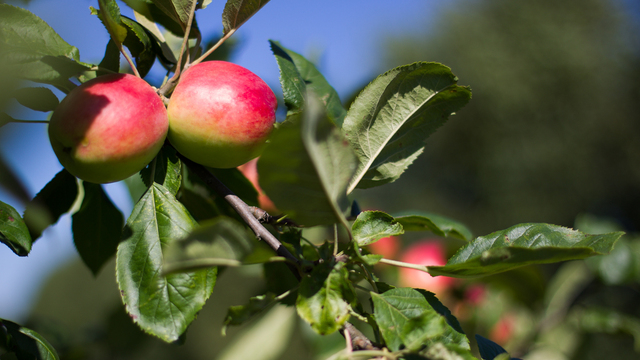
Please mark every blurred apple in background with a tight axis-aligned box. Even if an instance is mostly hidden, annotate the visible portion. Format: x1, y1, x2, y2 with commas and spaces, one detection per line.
238, 157, 276, 212
367, 235, 400, 259
398, 240, 456, 295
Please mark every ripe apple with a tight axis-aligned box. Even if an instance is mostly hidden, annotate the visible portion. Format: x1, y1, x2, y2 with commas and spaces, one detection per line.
48, 73, 169, 184
237, 158, 277, 212
167, 61, 277, 168
398, 240, 456, 295
367, 235, 400, 259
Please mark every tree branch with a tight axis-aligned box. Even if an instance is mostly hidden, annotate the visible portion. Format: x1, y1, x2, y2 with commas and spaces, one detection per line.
178, 154, 301, 280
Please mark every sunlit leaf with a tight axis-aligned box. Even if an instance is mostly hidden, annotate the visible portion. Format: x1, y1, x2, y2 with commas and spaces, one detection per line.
429, 223, 624, 278
72, 182, 124, 275
395, 212, 472, 241
343, 62, 471, 193
0, 4, 90, 86
116, 183, 217, 342
297, 261, 355, 335
93, 0, 128, 46
258, 94, 357, 226
141, 145, 182, 196
352, 210, 404, 246
0, 201, 32, 256
269, 40, 306, 115
223, 0, 270, 35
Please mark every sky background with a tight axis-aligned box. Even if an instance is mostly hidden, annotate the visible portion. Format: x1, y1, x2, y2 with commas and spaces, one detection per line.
0, 0, 449, 321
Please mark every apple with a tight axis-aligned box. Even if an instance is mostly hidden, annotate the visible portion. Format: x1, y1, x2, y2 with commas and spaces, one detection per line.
367, 235, 400, 259
398, 240, 456, 295
237, 157, 277, 212
167, 61, 277, 169
48, 73, 168, 184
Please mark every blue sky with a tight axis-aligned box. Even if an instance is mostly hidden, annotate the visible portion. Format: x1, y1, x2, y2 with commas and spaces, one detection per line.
0, 0, 446, 321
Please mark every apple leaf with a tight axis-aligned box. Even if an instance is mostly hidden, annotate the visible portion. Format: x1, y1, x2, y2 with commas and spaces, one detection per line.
269, 41, 346, 126
0, 201, 32, 256
12, 87, 59, 112
258, 94, 357, 227
343, 62, 472, 194
93, 0, 128, 46
296, 260, 355, 335
72, 182, 124, 276
122, 0, 200, 38
0, 113, 14, 129
121, 16, 157, 78
371, 288, 469, 352
419, 343, 478, 360
269, 41, 306, 115
98, 39, 121, 75
0, 4, 91, 86
131, 9, 178, 65
0, 318, 60, 360
207, 167, 259, 208
475, 335, 521, 360
428, 223, 625, 278
395, 212, 473, 241
352, 210, 404, 246
162, 216, 255, 274
22, 169, 78, 242
221, 293, 276, 335
149, 0, 201, 30
116, 183, 217, 342
222, 0, 271, 35
141, 145, 182, 196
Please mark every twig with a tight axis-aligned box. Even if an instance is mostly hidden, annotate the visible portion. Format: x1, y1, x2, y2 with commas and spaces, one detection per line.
178, 154, 301, 280
341, 323, 378, 351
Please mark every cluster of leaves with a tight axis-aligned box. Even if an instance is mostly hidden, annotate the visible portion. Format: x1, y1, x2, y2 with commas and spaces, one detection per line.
0, 1, 626, 359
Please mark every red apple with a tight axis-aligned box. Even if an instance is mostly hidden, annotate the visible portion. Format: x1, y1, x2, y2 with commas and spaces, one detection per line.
237, 157, 277, 212
398, 240, 456, 295
48, 73, 169, 184
367, 236, 400, 259
167, 61, 277, 168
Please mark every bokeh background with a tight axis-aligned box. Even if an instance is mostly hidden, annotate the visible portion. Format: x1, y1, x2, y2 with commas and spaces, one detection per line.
1, 0, 640, 359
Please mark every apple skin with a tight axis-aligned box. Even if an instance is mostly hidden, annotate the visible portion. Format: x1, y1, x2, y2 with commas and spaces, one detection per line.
48, 73, 169, 184
237, 158, 277, 212
398, 240, 456, 295
167, 61, 277, 168
367, 236, 400, 259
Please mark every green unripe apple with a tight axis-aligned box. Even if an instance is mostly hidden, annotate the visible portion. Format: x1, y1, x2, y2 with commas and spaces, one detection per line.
48, 73, 169, 184
167, 61, 277, 168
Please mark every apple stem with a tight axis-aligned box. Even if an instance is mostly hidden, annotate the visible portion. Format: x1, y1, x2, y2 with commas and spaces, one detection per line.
191, 29, 236, 67
120, 48, 141, 78
378, 258, 431, 273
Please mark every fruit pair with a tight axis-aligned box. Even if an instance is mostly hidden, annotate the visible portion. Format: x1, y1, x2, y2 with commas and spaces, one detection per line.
48, 61, 277, 184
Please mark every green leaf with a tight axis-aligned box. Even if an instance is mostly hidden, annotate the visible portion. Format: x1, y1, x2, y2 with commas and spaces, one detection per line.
162, 216, 254, 274
0, 156, 30, 203
98, 39, 120, 74
23, 169, 78, 241
269, 40, 306, 115
0, 318, 60, 360
222, 0, 270, 35
0, 4, 90, 86
222, 293, 276, 335
371, 288, 469, 352
475, 335, 520, 360
1, 113, 14, 129
116, 183, 217, 342
0, 201, 32, 256
72, 182, 124, 275
93, 0, 128, 46
269, 41, 346, 125
296, 261, 355, 335
141, 145, 182, 196
131, 9, 178, 64
343, 62, 472, 193
207, 167, 259, 207
121, 15, 157, 78
429, 223, 624, 278
151, 0, 198, 29
258, 94, 357, 227
12, 87, 59, 112
352, 210, 404, 246
395, 212, 473, 241
418, 343, 478, 360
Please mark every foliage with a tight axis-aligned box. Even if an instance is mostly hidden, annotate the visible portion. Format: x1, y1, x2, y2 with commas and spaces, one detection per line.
0, 1, 637, 360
